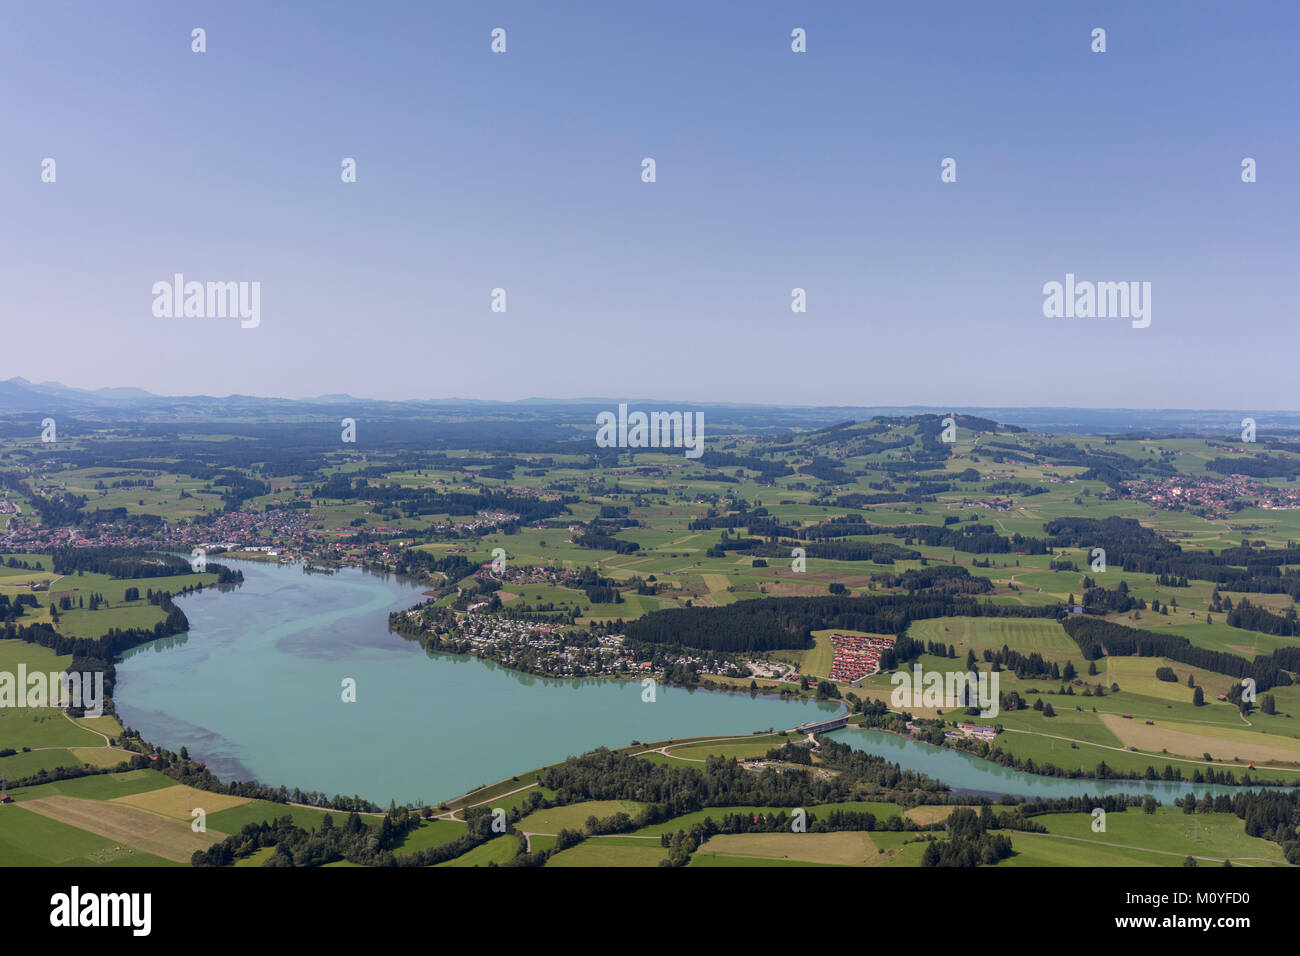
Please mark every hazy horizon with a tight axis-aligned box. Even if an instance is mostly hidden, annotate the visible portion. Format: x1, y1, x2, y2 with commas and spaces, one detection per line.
9, 374, 1300, 419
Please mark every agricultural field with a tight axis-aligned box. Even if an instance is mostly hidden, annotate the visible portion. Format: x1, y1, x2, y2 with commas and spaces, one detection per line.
203, 800, 359, 834
19, 795, 225, 863
112, 784, 252, 821
998, 835, 1183, 867
0, 803, 179, 867
1030, 807, 1287, 864
516, 800, 648, 833
692, 830, 881, 866
435, 834, 521, 868
909, 618, 1081, 664
391, 819, 468, 856
546, 837, 669, 867
630, 801, 904, 837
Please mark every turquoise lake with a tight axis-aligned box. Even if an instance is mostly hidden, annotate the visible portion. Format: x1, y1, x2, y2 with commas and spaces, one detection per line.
114, 560, 842, 804
115, 559, 1268, 806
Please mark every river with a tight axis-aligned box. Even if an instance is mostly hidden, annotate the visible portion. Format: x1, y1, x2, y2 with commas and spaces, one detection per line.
827, 727, 1260, 801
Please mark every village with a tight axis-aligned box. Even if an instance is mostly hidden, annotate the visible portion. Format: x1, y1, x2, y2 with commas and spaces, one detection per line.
1123, 475, 1300, 518
407, 611, 756, 682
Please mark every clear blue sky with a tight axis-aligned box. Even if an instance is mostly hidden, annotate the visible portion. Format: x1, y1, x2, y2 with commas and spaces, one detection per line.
3, 1, 1297, 407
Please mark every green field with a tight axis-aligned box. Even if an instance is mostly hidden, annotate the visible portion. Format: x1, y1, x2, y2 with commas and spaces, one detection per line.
392, 819, 467, 855
632, 801, 904, 837
436, 834, 521, 867
0, 804, 178, 867
204, 800, 362, 834
546, 838, 667, 867
517, 800, 648, 833
1031, 808, 1286, 863
657, 734, 791, 762
0, 748, 87, 779
8, 769, 174, 803
908, 617, 1081, 663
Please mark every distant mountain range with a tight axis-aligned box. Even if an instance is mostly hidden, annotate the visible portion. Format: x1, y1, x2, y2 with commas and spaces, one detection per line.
1, 377, 1298, 434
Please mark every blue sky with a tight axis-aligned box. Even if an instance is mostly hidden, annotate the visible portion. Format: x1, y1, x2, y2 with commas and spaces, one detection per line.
2, 1, 1297, 407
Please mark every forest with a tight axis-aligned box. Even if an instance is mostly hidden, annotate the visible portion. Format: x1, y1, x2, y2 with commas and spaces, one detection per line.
625, 592, 1059, 654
